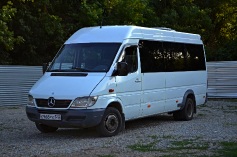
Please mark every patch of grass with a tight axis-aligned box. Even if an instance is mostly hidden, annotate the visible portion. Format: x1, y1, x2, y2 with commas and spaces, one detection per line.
148, 135, 158, 139
171, 140, 192, 148
128, 135, 164, 152
224, 123, 237, 127
6, 106, 20, 109
128, 141, 159, 152
227, 105, 237, 110
219, 142, 237, 157
128, 135, 237, 157
220, 105, 237, 114
128, 136, 209, 154
0, 125, 10, 131
223, 110, 237, 114
162, 135, 173, 139
170, 140, 209, 151
98, 155, 115, 157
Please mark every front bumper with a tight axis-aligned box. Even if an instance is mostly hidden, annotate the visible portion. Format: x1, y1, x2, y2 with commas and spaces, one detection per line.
26, 106, 105, 128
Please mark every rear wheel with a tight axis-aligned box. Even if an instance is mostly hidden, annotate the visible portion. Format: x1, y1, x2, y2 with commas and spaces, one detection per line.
35, 123, 58, 133
96, 107, 122, 137
173, 98, 195, 121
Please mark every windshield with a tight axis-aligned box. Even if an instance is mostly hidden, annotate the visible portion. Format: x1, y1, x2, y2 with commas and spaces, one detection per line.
48, 43, 121, 72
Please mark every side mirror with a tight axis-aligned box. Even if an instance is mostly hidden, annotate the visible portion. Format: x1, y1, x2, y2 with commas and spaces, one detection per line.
117, 62, 128, 76
42, 63, 48, 74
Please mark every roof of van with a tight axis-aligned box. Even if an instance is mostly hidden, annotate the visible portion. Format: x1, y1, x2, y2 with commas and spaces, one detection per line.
65, 26, 202, 44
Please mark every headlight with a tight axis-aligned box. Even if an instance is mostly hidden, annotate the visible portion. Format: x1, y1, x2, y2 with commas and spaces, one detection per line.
70, 96, 98, 108
27, 95, 35, 106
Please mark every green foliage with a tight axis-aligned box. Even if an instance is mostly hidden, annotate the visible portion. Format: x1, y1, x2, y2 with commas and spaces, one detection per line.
196, 0, 237, 61
0, 0, 236, 65
9, 0, 65, 65
0, 1, 17, 51
0, 1, 24, 64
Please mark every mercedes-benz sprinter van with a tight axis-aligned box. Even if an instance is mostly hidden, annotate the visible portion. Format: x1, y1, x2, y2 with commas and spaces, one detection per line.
26, 26, 207, 136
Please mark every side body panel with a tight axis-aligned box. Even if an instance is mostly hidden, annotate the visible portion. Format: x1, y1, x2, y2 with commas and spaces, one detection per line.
165, 71, 207, 112
141, 73, 165, 116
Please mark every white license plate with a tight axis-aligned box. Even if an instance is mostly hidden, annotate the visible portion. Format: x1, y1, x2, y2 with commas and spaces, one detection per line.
40, 114, 61, 120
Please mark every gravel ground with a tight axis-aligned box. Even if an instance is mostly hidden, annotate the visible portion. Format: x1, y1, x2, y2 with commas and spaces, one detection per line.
0, 100, 237, 157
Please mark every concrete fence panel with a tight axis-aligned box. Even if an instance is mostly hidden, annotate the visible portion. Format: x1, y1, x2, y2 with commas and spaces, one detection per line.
206, 61, 237, 98
0, 61, 237, 106
0, 66, 42, 106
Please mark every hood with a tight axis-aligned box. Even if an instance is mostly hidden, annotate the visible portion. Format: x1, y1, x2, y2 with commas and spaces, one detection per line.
29, 72, 106, 99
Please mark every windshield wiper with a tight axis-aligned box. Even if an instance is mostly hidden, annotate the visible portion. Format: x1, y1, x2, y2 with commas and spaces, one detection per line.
71, 67, 91, 72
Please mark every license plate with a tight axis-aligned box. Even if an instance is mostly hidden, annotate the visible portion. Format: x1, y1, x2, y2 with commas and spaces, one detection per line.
40, 114, 61, 120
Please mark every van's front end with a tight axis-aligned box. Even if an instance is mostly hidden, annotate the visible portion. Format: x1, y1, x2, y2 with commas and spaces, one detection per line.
26, 41, 122, 135
26, 26, 143, 136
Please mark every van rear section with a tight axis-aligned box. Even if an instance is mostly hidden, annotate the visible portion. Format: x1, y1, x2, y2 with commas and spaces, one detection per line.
26, 26, 207, 136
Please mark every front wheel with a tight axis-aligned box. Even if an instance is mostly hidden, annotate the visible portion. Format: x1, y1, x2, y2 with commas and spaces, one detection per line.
35, 123, 58, 133
96, 107, 122, 137
173, 98, 195, 121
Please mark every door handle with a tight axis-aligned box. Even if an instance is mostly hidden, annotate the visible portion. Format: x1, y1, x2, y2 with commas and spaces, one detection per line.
135, 79, 141, 83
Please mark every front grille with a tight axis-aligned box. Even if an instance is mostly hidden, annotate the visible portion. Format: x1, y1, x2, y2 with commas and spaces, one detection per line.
38, 110, 67, 114
36, 99, 72, 108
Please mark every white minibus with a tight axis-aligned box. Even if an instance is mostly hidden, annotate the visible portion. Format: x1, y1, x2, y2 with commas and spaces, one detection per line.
26, 26, 207, 136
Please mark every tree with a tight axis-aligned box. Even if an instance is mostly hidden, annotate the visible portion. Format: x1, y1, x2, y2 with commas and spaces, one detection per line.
0, 0, 236, 65
74, 0, 155, 27
9, 0, 65, 65
149, 0, 213, 38
0, 1, 24, 64
195, 0, 237, 61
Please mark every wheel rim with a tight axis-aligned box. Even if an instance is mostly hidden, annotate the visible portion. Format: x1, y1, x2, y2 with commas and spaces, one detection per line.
104, 114, 119, 133
187, 100, 194, 118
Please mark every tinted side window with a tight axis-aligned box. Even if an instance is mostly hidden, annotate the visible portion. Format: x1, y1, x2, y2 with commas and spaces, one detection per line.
164, 42, 188, 72
139, 40, 206, 72
139, 40, 165, 73
165, 43, 206, 71
186, 44, 206, 71
119, 46, 138, 73
125, 46, 138, 73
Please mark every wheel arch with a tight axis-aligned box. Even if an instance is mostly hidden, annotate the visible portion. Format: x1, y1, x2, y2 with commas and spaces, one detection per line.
178, 89, 197, 113
107, 101, 125, 131
107, 101, 123, 114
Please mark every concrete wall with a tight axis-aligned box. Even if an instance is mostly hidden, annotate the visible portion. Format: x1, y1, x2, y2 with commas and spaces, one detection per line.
0, 61, 237, 106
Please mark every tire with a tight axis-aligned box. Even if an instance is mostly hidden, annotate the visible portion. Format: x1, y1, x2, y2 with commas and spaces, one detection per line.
96, 107, 122, 137
35, 123, 58, 133
173, 98, 195, 121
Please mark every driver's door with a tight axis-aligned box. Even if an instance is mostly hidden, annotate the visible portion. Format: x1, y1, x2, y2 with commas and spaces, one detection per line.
115, 46, 142, 120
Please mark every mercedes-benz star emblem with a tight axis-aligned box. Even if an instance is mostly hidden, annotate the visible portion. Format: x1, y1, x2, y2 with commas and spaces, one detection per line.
48, 97, 55, 107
